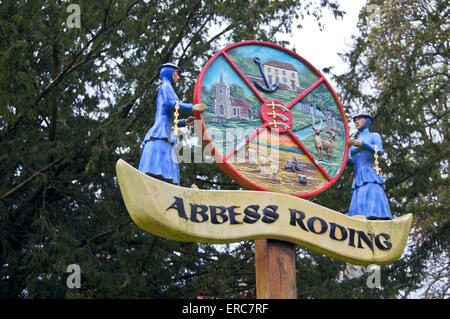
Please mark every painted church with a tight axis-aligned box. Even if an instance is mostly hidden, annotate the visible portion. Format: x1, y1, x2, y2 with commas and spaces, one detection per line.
214, 73, 254, 121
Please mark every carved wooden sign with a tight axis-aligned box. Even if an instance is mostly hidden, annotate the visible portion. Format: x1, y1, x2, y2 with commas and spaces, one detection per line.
116, 159, 412, 266
117, 42, 412, 268
194, 41, 349, 198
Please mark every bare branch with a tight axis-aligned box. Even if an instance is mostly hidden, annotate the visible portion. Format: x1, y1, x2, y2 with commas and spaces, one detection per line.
1, 156, 65, 200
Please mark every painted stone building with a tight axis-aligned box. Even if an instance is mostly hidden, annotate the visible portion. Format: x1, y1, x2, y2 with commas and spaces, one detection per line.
262, 59, 300, 90
215, 73, 254, 121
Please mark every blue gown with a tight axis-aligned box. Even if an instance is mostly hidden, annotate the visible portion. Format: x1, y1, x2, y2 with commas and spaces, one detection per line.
138, 66, 193, 184
347, 126, 392, 220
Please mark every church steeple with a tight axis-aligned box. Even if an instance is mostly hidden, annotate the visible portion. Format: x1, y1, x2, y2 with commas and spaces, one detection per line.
215, 72, 230, 119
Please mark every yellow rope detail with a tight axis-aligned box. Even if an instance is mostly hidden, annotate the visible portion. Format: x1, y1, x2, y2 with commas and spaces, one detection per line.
374, 145, 381, 175
172, 101, 180, 136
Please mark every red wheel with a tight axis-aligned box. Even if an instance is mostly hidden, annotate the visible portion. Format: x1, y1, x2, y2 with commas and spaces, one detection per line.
194, 41, 349, 198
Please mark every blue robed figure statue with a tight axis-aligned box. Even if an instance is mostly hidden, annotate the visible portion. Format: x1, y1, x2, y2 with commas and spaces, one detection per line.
139, 63, 206, 184
347, 114, 392, 220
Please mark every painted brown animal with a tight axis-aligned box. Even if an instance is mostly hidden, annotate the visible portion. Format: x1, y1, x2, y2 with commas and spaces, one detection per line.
321, 131, 336, 160
312, 115, 336, 160
312, 115, 324, 159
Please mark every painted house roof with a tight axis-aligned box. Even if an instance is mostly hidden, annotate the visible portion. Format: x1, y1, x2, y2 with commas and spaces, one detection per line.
230, 97, 252, 112
262, 59, 297, 72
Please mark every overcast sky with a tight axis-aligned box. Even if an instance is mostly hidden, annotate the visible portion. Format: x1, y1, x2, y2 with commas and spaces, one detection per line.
287, 0, 367, 79
284, 0, 367, 133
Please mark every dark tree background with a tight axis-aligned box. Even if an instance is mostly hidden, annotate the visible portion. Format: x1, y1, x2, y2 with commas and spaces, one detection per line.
0, 0, 447, 298
329, 0, 449, 298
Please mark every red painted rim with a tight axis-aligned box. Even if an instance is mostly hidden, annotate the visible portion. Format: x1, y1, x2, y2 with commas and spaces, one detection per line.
193, 40, 349, 198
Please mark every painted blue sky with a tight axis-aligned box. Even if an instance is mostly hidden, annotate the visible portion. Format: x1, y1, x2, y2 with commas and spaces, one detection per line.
202, 55, 254, 99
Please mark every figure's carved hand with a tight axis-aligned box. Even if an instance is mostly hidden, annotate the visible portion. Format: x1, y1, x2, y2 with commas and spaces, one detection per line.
185, 116, 195, 126
193, 103, 207, 112
349, 138, 363, 147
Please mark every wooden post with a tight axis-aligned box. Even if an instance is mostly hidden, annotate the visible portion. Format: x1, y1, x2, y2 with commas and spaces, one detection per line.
254, 239, 297, 299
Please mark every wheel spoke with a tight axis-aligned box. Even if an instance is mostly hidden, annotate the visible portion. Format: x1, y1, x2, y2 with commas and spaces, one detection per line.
223, 52, 266, 103
287, 129, 332, 181
197, 41, 346, 197
286, 77, 325, 109
224, 123, 269, 160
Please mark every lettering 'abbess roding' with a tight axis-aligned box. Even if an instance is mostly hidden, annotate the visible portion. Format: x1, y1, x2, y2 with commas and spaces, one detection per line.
166, 196, 392, 252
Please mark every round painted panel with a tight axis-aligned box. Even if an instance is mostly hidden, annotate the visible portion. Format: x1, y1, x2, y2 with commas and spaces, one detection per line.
194, 41, 349, 198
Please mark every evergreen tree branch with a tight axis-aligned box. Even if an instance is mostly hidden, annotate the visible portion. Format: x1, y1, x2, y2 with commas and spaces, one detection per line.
116, 1, 203, 120
385, 150, 448, 194
33, 1, 139, 106
161, 1, 202, 64
78, 221, 131, 247
1, 156, 65, 200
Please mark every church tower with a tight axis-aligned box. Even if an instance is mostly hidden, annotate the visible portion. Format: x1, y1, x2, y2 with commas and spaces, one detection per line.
215, 73, 231, 119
